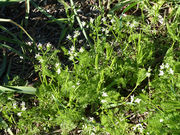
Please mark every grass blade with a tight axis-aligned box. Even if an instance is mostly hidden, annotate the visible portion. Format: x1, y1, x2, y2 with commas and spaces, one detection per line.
0, 50, 7, 78
57, 0, 70, 11
0, 0, 24, 2
108, 0, 136, 14
0, 86, 36, 94
0, 18, 34, 42
0, 25, 35, 53
0, 43, 28, 59
2, 57, 12, 85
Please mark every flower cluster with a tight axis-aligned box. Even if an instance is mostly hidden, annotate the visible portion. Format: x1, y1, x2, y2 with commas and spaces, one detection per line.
55, 63, 61, 74
21, 101, 26, 111
37, 43, 43, 50
73, 30, 80, 38
67, 30, 81, 41
132, 123, 144, 133
102, 27, 109, 34
16, 101, 27, 117
37, 42, 52, 51
159, 63, 174, 76
146, 67, 152, 77
68, 46, 85, 61
126, 21, 139, 28
46, 42, 52, 50
130, 95, 141, 104
35, 53, 44, 63
101, 92, 108, 103
68, 46, 77, 60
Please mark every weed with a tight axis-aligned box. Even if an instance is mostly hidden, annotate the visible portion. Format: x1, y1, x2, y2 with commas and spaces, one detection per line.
0, 0, 179, 134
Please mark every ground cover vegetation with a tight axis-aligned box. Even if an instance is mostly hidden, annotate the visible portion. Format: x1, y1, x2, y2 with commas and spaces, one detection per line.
0, 0, 180, 134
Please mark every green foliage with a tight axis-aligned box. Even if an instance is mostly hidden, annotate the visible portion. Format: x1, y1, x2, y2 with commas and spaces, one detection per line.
0, 0, 180, 134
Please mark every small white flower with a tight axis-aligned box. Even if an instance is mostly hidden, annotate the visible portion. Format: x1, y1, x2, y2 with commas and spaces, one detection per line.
46, 9, 50, 13
158, 15, 164, 24
130, 21, 138, 28
139, 126, 143, 133
37, 43, 42, 49
82, 124, 87, 129
74, 52, 77, 57
79, 39, 83, 44
142, 89, 145, 93
20, 56, 23, 59
169, 68, 174, 75
102, 27, 106, 32
134, 98, 141, 104
79, 47, 84, 53
146, 72, 151, 77
21, 101, 26, 111
101, 100, 107, 103
69, 55, 74, 60
39, 58, 44, 63
160, 119, 163, 122
89, 117, 94, 122
102, 17, 106, 22
130, 95, 134, 103
105, 29, 109, 34
102, 92, 108, 97
160, 63, 165, 69
90, 18, 94, 23
67, 34, 72, 40
165, 63, 169, 68
22, 107, 26, 111
76, 82, 80, 85
35, 53, 40, 58
17, 112, 22, 116
73, 30, 80, 38
82, 21, 86, 27
133, 124, 143, 132
21, 101, 25, 106
72, 85, 75, 88
55, 63, 59, 67
148, 67, 152, 72
159, 70, 164, 76
26, 41, 33, 46
111, 18, 115, 23
70, 46, 75, 52
68, 50, 71, 55
77, 9, 82, 13
13, 102, 17, 109
46, 42, 51, 49
57, 68, 61, 74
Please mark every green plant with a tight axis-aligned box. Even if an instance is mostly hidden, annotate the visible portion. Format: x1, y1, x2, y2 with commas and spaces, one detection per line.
0, 0, 179, 134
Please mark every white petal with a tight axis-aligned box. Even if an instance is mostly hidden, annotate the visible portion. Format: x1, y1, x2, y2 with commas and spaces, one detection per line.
134, 98, 141, 104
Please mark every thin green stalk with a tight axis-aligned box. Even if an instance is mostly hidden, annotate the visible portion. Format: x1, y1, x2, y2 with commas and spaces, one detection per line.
124, 84, 138, 101
25, 0, 30, 27
69, 0, 92, 46
0, 18, 34, 42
